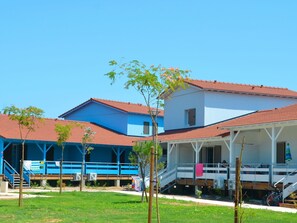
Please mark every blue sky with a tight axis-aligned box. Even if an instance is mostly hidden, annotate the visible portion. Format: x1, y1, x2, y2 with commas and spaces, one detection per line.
1, 1, 297, 118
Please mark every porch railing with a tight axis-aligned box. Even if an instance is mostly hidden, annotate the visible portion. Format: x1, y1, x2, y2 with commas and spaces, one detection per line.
3, 160, 31, 187
21, 160, 138, 176
3, 160, 16, 187
169, 162, 297, 186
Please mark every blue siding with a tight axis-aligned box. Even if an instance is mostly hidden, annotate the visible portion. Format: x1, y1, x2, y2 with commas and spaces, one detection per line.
63, 102, 128, 135
26, 144, 43, 160
127, 114, 164, 136
64, 146, 81, 161
91, 147, 112, 162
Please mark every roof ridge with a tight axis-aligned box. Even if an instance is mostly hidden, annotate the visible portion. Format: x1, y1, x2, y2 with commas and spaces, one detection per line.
1, 115, 93, 125
189, 79, 289, 90
92, 98, 145, 107
44, 117, 91, 124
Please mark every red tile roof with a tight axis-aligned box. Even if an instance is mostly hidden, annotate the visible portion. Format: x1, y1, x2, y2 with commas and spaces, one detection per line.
60, 98, 164, 118
158, 125, 229, 142
221, 103, 297, 129
158, 103, 297, 142
0, 115, 138, 146
186, 79, 297, 99
92, 98, 164, 116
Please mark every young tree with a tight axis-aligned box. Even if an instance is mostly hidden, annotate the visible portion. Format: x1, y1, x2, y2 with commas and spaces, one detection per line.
2, 105, 44, 207
234, 137, 245, 223
106, 59, 190, 222
80, 127, 96, 192
55, 123, 73, 194
129, 141, 163, 203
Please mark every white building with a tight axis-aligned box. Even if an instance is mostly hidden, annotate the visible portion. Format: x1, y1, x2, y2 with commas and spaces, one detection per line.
158, 80, 297, 204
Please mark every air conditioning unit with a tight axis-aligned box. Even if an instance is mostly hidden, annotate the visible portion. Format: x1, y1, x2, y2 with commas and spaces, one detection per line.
228, 179, 235, 190
73, 173, 81, 181
87, 173, 97, 181
213, 178, 224, 189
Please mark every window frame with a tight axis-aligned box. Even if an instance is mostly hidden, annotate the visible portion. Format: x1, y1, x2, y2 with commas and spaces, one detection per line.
185, 108, 196, 127
143, 121, 150, 135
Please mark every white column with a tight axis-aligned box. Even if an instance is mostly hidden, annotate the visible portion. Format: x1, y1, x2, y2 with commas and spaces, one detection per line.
175, 144, 179, 167
229, 131, 234, 167
195, 142, 199, 164
265, 126, 283, 165
167, 143, 170, 170
271, 127, 276, 164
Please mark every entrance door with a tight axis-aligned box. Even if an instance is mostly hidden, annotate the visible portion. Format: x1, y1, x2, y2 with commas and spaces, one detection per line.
277, 142, 285, 164
199, 146, 222, 164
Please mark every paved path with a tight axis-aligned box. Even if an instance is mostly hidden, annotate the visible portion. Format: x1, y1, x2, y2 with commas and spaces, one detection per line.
115, 190, 297, 214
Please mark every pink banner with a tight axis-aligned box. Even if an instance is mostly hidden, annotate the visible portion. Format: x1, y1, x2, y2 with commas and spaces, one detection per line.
195, 163, 204, 177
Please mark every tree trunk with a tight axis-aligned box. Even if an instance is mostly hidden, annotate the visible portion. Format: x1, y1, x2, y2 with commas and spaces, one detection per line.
148, 146, 155, 223
234, 157, 240, 223
139, 163, 148, 202
18, 142, 25, 207
60, 147, 64, 194
80, 148, 85, 192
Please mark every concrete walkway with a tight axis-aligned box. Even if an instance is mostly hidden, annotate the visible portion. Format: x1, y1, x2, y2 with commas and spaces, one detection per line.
1, 188, 297, 214
115, 190, 297, 214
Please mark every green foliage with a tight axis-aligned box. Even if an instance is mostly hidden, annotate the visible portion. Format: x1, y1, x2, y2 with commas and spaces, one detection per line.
129, 141, 163, 168
30, 181, 40, 188
195, 189, 202, 199
81, 127, 96, 154
93, 180, 100, 187
55, 123, 73, 148
105, 59, 190, 121
2, 105, 44, 140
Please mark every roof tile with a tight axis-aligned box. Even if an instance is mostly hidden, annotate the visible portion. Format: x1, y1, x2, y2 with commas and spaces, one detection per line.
92, 98, 164, 116
158, 103, 297, 142
0, 115, 138, 146
186, 79, 297, 98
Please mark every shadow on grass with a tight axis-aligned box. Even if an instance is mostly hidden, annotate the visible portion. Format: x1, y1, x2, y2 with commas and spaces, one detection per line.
112, 200, 144, 204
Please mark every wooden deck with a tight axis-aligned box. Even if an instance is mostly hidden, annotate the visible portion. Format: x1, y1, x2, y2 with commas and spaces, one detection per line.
177, 178, 273, 191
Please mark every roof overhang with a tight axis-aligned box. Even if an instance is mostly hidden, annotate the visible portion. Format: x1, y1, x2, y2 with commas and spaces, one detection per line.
221, 120, 297, 131
59, 98, 93, 118
160, 136, 228, 144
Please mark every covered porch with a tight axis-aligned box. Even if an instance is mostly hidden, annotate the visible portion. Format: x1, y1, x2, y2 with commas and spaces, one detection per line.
0, 138, 138, 188
160, 123, 297, 192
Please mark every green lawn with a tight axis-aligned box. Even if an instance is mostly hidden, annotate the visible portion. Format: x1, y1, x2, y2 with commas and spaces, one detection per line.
0, 191, 296, 223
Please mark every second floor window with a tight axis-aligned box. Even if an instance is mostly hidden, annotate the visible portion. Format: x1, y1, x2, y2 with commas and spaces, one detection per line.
143, 121, 150, 135
185, 108, 196, 126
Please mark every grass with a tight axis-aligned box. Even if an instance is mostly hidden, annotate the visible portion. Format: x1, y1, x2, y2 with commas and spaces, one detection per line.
0, 191, 296, 223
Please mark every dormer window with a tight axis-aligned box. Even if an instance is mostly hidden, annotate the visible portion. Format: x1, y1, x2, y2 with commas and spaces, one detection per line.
185, 108, 196, 126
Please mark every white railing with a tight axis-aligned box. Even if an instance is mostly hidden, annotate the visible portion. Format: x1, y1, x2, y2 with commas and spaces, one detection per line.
159, 168, 177, 188
273, 168, 297, 202
158, 162, 297, 201
172, 162, 297, 185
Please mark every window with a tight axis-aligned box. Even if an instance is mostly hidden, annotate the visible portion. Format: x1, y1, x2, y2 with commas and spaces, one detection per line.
185, 108, 196, 126
277, 142, 285, 163
143, 121, 150, 135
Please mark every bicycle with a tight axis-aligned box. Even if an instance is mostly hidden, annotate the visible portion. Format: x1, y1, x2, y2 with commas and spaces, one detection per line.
266, 188, 282, 206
